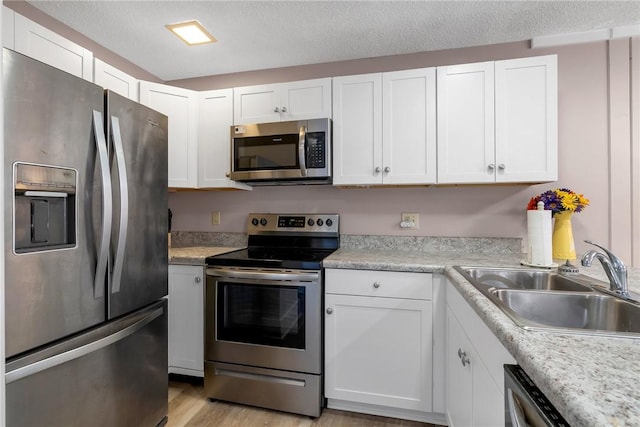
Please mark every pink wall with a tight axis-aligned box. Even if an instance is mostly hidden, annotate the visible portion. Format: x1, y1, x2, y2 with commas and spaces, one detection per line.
169, 39, 639, 265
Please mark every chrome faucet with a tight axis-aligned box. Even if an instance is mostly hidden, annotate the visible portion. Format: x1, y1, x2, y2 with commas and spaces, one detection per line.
581, 240, 628, 296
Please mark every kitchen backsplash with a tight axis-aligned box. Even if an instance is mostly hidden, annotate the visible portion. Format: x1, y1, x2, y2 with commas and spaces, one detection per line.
340, 235, 523, 254
172, 231, 522, 254
171, 231, 248, 248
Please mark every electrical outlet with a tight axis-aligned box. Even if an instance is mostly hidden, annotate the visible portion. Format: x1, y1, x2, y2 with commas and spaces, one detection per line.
400, 212, 419, 229
211, 211, 221, 225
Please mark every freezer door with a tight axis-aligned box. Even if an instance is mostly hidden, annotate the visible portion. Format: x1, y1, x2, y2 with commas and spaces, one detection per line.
106, 90, 168, 319
3, 48, 107, 357
6, 300, 168, 427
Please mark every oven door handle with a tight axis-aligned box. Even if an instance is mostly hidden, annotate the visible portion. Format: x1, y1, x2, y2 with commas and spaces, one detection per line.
206, 268, 319, 282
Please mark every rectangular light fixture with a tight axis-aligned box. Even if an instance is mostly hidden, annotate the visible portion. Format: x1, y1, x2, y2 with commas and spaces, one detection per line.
166, 20, 216, 46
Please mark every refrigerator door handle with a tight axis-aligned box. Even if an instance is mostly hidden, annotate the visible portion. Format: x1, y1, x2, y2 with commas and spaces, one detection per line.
110, 116, 128, 294
5, 306, 164, 384
92, 110, 112, 299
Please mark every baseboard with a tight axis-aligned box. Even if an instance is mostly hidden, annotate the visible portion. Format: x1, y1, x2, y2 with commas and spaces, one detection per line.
169, 366, 204, 378
326, 398, 447, 425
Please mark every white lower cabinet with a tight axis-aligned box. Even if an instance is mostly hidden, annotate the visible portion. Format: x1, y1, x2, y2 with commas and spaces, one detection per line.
168, 265, 204, 377
324, 269, 437, 422
446, 280, 515, 427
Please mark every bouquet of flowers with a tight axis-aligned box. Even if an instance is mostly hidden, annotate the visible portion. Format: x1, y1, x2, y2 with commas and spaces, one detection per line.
526, 188, 589, 216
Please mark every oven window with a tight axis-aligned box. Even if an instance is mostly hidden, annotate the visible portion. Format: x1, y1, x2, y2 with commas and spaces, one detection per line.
217, 282, 306, 349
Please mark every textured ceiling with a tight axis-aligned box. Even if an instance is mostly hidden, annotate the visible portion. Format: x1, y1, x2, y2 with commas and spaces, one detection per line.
26, 1, 640, 81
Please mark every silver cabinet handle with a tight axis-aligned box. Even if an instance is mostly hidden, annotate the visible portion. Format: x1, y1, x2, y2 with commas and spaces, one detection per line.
225, 172, 230, 178
281, 106, 287, 112
274, 106, 280, 113
195, 276, 202, 283
326, 307, 333, 315
373, 282, 381, 288
384, 166, 390, 173
488, 163, 495, 171
92, 110, 112, 300
458, 348, 471, 367
498, 164, 506, 170
374, 166, 381, 173
110, 116, 128, 294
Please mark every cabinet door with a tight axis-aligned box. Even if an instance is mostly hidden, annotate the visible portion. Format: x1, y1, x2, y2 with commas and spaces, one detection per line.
233, 84, 281, 124
437, 62, 495, 184
140, 81, 198, 188
14, 13, 93, 81
3, 6, 15, 49
446, 308, 473, 427
168, 265, 204, 376
94, 59, 139, 101
280, 78, 332, 121
325, 294, 432, 412
332, 73, 383, 185
382, 68, 437, 184
198, 89, 251, 190
495, 55, 558, 183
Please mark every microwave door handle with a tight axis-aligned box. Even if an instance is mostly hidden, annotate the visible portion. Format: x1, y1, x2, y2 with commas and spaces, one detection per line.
298, 125, 307, 176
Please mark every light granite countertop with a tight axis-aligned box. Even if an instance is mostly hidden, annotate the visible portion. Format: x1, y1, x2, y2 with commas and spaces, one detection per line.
168, 246, 243, 265
324, 248, 640, 427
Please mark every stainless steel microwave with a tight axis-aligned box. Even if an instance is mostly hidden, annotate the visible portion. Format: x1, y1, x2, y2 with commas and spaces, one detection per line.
230, 118, 331, 185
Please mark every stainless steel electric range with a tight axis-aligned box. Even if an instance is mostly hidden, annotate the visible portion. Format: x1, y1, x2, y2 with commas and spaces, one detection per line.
204, 213, 339, 418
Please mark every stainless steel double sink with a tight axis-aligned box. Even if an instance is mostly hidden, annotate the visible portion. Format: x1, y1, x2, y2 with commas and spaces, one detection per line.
454, 266, 640, 338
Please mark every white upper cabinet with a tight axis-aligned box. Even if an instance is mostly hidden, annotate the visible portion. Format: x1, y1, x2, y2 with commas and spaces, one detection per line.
140, 81, 198, 188
198, 89, 250, 190
437, 55, 557, 184
333, 68, 436, 186
13, 13, 93, 81
495, 55, 558, 182
94, 59, 139, 101
437, 61, 495, 184
332, 73, 383, 185
382, 68, 437, 185
3, 6, 15, 49
233, 78, 332, 124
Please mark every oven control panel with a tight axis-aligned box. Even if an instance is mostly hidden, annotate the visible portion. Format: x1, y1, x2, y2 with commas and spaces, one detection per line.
248, 213, 339, 234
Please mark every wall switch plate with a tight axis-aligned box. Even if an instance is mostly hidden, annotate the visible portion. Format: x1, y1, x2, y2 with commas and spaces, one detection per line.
211, 211, 221, 225
400, 212, 419, 229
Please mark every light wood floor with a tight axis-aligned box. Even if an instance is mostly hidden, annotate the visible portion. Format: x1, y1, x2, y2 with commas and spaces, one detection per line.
167, 377, 436, 427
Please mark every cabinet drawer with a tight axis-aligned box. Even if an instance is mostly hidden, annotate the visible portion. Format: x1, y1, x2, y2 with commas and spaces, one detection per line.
325, 269, 431, 300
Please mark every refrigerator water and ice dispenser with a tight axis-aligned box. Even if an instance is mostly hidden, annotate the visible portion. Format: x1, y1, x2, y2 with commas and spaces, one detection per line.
13, 162, 76, 252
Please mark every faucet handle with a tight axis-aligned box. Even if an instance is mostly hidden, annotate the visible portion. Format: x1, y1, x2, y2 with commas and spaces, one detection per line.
583, 240, 626, 271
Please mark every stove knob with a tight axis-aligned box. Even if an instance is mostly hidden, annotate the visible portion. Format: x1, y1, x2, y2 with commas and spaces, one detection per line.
307, 218, 315, 226
260, 218, 268, 226
325, 218, 333, 227
251, 218, 259, 226
316, 218, 324, 226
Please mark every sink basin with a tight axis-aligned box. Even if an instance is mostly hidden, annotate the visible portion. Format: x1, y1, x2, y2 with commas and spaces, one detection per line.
491, 289, 640, 335
460, 267, 593, 292
453, 266, 640, 337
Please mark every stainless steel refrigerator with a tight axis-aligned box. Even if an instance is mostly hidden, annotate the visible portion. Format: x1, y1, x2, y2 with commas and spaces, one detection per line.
3, 48, 169, 427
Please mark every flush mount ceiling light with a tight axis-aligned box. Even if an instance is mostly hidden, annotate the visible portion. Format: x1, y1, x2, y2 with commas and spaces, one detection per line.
166, 20, 217, 46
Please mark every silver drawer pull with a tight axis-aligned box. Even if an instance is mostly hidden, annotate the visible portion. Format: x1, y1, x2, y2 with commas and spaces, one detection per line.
326, 307, 333, 315
373, 282, 381, 288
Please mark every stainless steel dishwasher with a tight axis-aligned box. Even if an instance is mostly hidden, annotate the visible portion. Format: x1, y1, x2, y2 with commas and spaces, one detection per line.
504, 365, 570, 427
